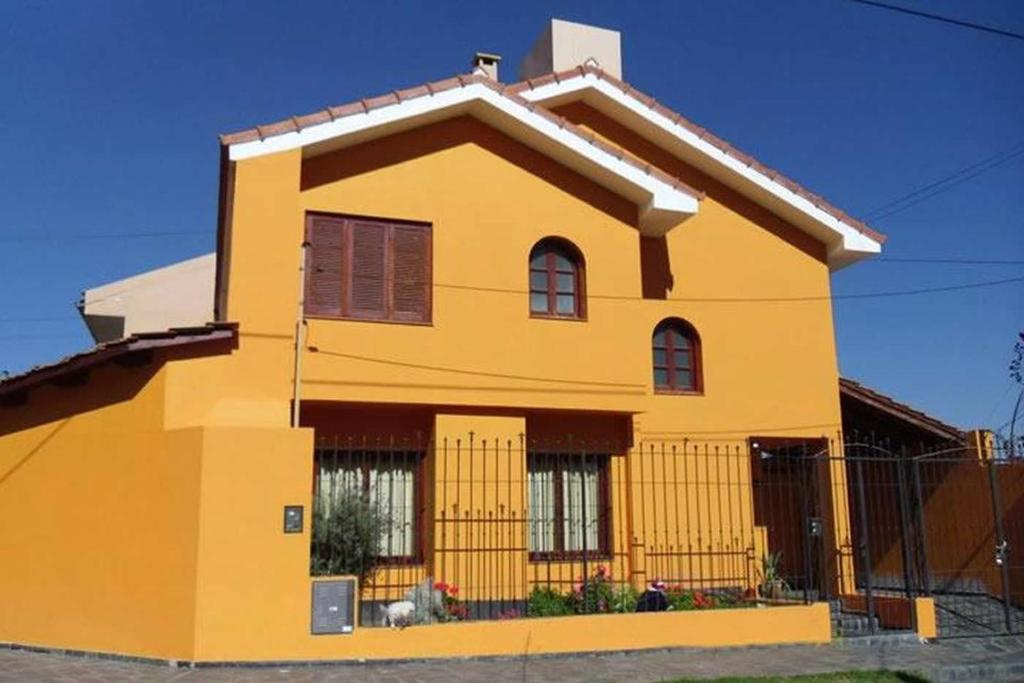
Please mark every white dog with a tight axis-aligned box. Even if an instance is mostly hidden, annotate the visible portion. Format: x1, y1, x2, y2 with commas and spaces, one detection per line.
380, 600, 416, 628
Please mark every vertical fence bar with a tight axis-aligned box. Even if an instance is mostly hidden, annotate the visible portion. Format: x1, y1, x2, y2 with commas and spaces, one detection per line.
581, 445, 589, 613
895, 448, 916, 602
987, 457, 1014, 634
800, 442, 812, 605
855, 456, 876, 633
910, 455, 932, 597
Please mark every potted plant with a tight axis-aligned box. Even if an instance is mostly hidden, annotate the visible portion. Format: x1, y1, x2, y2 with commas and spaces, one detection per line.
758, 552, 790, 600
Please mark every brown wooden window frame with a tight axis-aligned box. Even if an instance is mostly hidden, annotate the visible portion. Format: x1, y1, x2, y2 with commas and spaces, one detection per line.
304, 212, 432, 325
528, 237, 586, 320
312, 448, 426, 566
653, 318, 703, 395
526, 452, 612, 561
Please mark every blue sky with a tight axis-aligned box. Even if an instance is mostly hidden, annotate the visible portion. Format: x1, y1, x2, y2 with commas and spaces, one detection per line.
1, 0, 1021, 430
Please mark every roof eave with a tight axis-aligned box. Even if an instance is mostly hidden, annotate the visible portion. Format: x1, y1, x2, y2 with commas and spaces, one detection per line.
0, 323, 239, 401
839, 377, 965, 443
514, 71, 885, 268
223, 78, 700, 236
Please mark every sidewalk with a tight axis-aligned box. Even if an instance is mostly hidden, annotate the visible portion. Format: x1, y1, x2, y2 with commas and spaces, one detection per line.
2, 636, 1024, 683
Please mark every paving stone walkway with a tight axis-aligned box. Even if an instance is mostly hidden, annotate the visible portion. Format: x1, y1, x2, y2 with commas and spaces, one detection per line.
2, 636, 1024, 683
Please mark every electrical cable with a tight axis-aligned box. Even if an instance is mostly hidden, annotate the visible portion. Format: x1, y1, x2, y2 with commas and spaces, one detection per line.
847, 0, 1024, 41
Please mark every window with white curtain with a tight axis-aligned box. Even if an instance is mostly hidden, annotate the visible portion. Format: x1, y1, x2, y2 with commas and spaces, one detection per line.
314, 450, 420, 559
527, 453, 609, 558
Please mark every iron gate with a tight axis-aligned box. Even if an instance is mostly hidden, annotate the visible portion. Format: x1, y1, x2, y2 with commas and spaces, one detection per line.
835, 437, 1024, 638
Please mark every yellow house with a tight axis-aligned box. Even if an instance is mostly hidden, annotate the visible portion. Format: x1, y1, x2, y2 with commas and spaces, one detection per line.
0, 20, 891, 663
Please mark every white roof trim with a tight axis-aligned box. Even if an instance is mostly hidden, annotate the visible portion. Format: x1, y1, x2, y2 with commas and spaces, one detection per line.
227, 82, 699, 236
518, 74, 883, 269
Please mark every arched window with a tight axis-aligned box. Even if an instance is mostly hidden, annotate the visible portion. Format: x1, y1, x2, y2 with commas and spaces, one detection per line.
652, 319, 702, 393
529, 238, 586, 318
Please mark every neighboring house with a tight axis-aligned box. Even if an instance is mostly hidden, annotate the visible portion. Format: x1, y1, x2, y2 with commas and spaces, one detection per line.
1, 20, 906, 662
78, 253, 216, 343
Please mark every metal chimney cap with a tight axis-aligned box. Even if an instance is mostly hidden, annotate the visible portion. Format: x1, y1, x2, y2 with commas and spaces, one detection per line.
473, 52, 502, 65
472, 52, 502, 81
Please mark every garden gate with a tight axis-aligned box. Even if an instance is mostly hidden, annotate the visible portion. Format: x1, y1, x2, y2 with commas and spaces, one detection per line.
833, 437, 1024, 638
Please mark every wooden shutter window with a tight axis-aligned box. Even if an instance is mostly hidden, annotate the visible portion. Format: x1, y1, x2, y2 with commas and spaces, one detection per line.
304, 213, 432, 324
305, 215, 345, 317
348, 221, 388, 319
390, 225, 430, 323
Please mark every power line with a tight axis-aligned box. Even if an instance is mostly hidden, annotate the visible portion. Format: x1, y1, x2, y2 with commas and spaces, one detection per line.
866, 148, 1024, 223
863, 143, 1024, 220
0, 316, 77, 323
873, 257, 1024, 265
0, 230, 210, 243
0, 333, 82, 341
0, 273, 1020, 330
434, 274, 1024, 303
309, 348, 644, 389
848, 0, 1024, 41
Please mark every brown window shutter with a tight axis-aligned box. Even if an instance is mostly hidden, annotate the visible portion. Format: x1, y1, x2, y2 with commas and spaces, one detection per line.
390, 224, 431, 322
305, 215, 345, 317
347, 220, 387, 319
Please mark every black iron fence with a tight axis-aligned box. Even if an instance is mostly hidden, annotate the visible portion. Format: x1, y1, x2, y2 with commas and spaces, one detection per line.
308, 432, 1024, 634
840, 433, 1024, 638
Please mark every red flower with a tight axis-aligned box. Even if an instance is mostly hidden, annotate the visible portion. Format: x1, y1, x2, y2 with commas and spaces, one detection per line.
434, 581, 448, 593
448, 585, 459, 596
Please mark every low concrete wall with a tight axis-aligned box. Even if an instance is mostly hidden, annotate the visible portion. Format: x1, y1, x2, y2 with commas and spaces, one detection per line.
195, 602, 831, 663
840, 594, 936, 640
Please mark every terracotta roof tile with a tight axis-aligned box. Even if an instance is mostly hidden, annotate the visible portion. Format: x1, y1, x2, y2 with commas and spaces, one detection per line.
839, 377, 964, 442
396, 84, 431, 101
256, 120, 297, 139
0, 323, 239, 400
328, 101, 364, 119
219, 129, 260, 146
294, 111, 332, 129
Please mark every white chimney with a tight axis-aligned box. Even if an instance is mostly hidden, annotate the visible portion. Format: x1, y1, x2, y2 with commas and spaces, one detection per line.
519, 19, 622, 80
472, 52, 502, 81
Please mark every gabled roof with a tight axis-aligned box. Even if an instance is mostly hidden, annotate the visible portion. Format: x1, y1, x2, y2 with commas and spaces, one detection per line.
839, 377, 964, 442
509, 66, 886, 270
221, 73, 701, 237
0, 323, 238, 402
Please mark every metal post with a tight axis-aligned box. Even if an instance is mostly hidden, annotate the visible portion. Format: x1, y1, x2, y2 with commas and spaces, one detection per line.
987, 457, 1014, 633
911, 458, 932, 596
291, 241, 310, 428
580, 448, 589, 613
895, 452, 916, 600
801, 443, 813, 605
855, 457, 876, 633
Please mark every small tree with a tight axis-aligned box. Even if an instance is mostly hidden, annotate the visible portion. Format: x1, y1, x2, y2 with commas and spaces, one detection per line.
310, 488, 391, 582
1009, 332, 1024, 458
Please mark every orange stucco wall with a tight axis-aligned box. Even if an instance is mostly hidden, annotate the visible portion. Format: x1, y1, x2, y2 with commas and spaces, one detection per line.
0, 361, 203, 660
1, 107, 849, 661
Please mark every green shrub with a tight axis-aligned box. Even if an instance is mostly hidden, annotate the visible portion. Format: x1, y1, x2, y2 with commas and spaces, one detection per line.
566, 564, 617, 614
611, 584, 640, 613
527, 587, 572, 617
310, 489, 390, 582
666, 588, 715, 610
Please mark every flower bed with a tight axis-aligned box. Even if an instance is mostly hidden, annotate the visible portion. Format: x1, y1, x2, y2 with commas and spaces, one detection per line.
526, 565, 754, 617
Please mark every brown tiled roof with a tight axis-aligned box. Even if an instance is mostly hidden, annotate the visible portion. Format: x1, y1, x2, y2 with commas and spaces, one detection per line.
0, 323, 238, 400
220, 73, 704, 202
839, 377, 963, 441
508, 66, 886, 245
